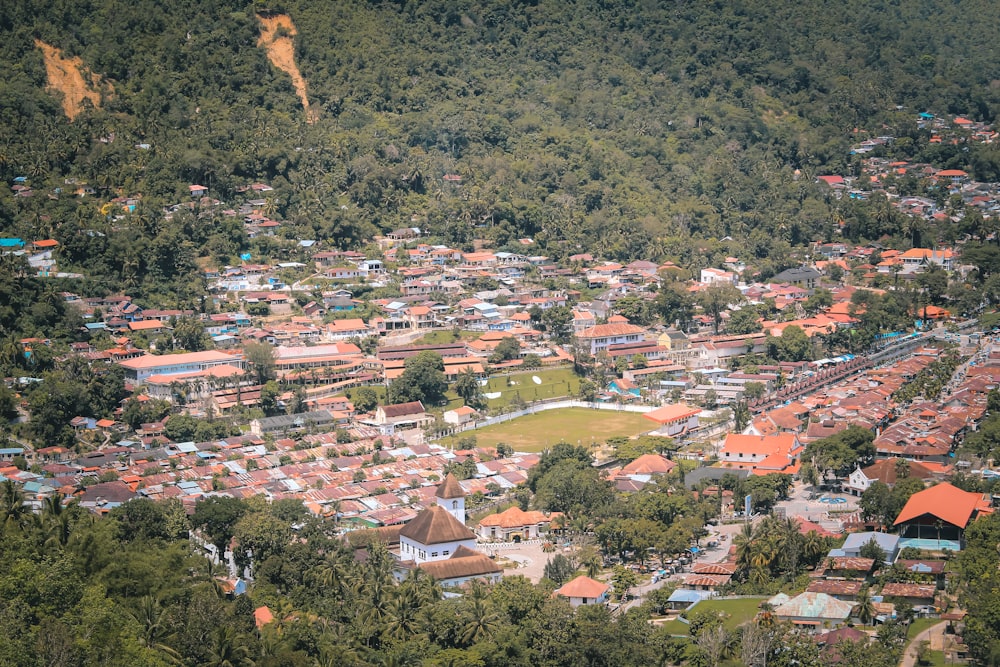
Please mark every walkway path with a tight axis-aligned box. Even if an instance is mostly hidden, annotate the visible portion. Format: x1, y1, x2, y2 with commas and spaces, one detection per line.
899, 621, 947, 667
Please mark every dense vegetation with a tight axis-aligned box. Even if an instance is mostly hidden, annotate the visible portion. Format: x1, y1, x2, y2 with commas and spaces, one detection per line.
2, 0, 1000, 324
0, 464, 708, 667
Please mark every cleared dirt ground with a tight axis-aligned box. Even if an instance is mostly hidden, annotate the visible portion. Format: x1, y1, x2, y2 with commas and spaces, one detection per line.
34, 40, 105, 120
257, 14, 316, 122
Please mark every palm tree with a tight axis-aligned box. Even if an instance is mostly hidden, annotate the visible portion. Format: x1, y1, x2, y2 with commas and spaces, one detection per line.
201, 627, 255, 667
1, 479, 27, 531
131, 596, 184, 665
315, 556, 350, 597
802, 530, 826, 568
386, 586, 421, 641
403, 567, 442, 605
734, 523, 757, 572
459, 594, 499, 646
855, 587, 876, 626
44, 512, 73, 550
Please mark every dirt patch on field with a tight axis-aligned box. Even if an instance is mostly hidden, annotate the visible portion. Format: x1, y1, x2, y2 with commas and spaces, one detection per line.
257, 13, 316, 123
34, 40, 106, 121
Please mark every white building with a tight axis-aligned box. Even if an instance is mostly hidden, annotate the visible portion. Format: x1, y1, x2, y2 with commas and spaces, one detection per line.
576, 320, 646, 355
555, 575, 611, 607
395, 474, 502, 586
118, 350, 244, 382
700, 267, 737, 285
443, 405, 479, 426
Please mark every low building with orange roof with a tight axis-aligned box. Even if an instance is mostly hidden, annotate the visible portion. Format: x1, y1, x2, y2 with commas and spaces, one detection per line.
554, 575, 611, 607
619, 453, 676, 477
254, 606, 275, 629
899, 247, 955, 271
719, 433, 802, 476
477, 506, 561, 541
893, 482, 992, 550
643, 403, 701, 436
575, 322, 646, 354
443, 405, 479, 426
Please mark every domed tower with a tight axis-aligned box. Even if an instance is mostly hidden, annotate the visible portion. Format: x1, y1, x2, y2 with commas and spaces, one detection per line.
436, 472, 466, 524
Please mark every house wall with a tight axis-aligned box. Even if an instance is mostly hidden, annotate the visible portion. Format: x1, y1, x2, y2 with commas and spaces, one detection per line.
399, 536, 476, 564
564, 593, 608, 608
657, 415, 700, 437
477, 522, 546, 541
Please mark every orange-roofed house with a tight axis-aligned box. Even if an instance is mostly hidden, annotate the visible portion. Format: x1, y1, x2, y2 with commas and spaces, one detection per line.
118, 350, 244, 382
443, 405, 479, 426
254, 606, 275, 629
576, 322, 646, 354
405, 305, 435, 329
899, 248, 954, 272
644, 403, 701, 436
935, 169, 968, 184
893, 482, 992, 549
127, 319, 169, 334
719, 433, 803, 475
916, 304, 950, 321
620, 453, 676, 477
477, 506, 562, 541
555, 575, 611, 607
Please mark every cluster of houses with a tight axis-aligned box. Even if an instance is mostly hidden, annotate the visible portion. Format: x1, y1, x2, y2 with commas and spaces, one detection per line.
830, 112, 1000, 225
4, 124, 1000, 645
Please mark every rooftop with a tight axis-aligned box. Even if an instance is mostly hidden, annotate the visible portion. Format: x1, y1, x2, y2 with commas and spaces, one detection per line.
399, 505, 474, 545
556, 575, 610, 599
893, 482, 991, 529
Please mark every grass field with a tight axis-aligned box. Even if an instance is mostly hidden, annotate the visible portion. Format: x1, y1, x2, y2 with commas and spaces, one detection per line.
442, 407, 653, 452
660, 597, 768, 636
444, 367, 582, 411
908, 617, 941, 639
413, 330, 481, 345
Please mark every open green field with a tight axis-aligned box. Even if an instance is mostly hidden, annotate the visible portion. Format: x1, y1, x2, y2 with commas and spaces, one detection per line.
659, 597, 768, 636
908, 617, 941, 639
442, 407, 653, 452
444, 367, 582, 411
413, 330, 482, 345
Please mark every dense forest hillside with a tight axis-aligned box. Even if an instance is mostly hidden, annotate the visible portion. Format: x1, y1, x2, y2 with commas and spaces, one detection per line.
2, 0, 1000, 307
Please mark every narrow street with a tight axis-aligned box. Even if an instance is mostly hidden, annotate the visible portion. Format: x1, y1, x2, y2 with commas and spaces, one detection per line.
899, 621, 948, 667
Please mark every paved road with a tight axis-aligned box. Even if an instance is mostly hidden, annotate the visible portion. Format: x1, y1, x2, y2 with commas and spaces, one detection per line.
617, 523, 742, 613
899, 621, 947, 667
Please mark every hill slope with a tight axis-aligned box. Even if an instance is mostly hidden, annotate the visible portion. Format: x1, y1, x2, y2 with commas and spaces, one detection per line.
0, 0, 998, 304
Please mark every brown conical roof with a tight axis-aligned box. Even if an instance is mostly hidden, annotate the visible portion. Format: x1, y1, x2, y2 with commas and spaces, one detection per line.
400, 505, 475, 545
436, 472, 465, 499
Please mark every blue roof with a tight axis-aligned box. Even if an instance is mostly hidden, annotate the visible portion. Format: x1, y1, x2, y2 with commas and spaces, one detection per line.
668, 589, 708, 603
0, 238, 25, 248
0, 448, 24, 455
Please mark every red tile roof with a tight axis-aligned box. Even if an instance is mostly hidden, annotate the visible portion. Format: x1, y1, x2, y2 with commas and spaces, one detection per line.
621, 454, 676, 475
478, 506, 556, 529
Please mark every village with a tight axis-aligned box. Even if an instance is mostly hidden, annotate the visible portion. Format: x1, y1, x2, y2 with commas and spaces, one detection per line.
4, 109, 1000, 663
